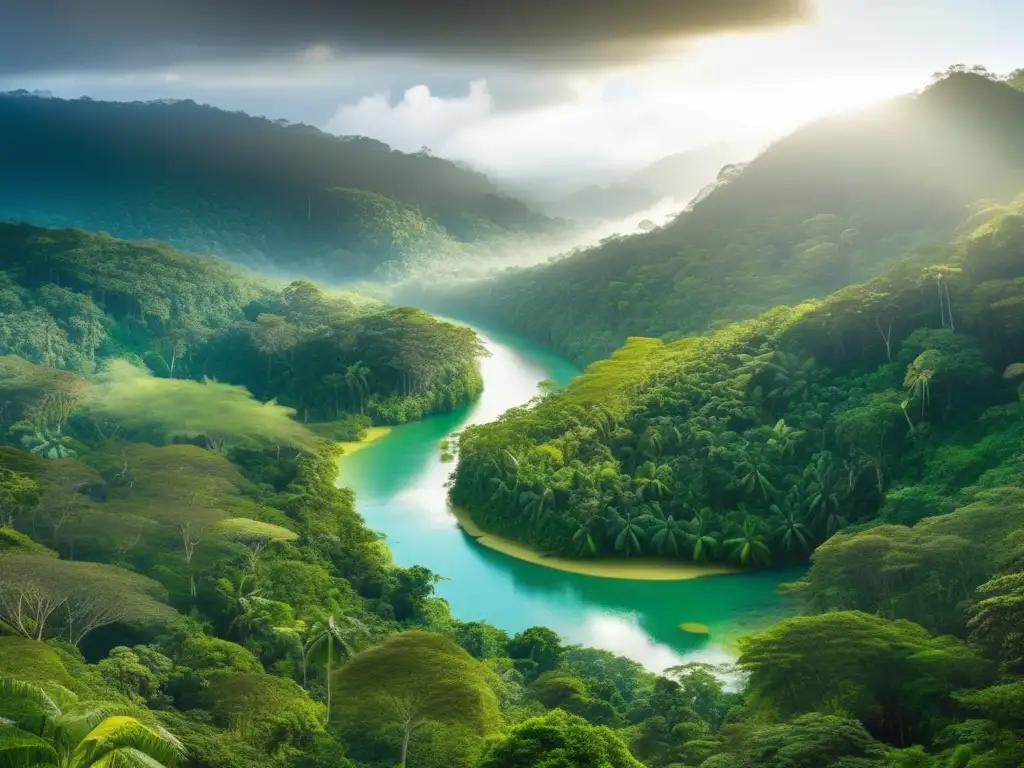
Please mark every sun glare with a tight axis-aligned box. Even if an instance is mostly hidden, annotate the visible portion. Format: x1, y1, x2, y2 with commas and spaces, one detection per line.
654, 27, 925, 136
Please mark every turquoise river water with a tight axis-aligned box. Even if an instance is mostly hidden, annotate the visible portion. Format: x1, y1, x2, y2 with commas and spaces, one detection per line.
337, 324, 800, 672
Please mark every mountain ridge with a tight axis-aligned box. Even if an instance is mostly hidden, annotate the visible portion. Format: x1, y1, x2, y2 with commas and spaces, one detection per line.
403, 71, 1024, 365
0, 91, 559, 282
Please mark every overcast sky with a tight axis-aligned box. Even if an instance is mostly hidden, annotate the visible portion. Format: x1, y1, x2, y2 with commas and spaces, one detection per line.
1, 0, 1021, 190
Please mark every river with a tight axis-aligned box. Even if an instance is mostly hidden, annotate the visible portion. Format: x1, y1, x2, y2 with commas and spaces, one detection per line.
337, 324, 800, 672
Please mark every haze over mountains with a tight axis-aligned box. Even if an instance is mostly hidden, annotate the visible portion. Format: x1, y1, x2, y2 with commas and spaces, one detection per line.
534, 140, 762, 224
0, 91, 566, 284
404, 70, 1024, 364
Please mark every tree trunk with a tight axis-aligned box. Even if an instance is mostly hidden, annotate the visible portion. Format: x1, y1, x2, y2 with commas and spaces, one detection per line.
325, 635, 333, 723
900, 406, 914, 433
401, 721, 413, 768
944, 281, 955, 330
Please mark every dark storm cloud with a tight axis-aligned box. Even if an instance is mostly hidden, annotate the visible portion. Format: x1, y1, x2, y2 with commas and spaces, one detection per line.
0, 0, 812, 75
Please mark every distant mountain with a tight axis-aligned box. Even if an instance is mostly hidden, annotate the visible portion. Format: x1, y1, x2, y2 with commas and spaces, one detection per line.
404, 72, 1024, 364
543, 141, 759, 223
0, 93, 558, 282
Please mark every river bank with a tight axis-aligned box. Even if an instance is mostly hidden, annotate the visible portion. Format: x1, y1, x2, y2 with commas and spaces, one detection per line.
449, 505, 740, 581
335, 425, 392, 457
334, 322, 799, 671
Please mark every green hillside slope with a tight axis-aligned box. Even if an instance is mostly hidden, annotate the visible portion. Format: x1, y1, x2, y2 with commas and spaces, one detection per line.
450, 192, 1024, 576
409, 71, 1024, 364
0, 93, 556, 281
0, 222, 484, 427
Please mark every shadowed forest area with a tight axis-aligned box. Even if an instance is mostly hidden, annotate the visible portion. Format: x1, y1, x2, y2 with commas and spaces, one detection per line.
0, 94, 560, 282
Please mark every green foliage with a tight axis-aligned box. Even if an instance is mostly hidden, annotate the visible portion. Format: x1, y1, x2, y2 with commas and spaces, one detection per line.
0, 553, 177, 646
88, 360, 319, 453
448, 195, 1024, 581
739, 611, 991, 745
412, 72, 1024, 366
335, 631, 500, 767
6, 124, 1024, 767
0, 677, 185, 768
201, 672, 324, 755
0, 224, 486, 428
0, 94, 555, 282
479, 709, 642, 768
703, 713, 887, 768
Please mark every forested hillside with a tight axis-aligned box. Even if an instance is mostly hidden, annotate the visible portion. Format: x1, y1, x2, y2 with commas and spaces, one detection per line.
0, 93, 557, 281
451, 192, 1024, 567
0, 223, 484, 428
1, 214, 1023, 768
543, 142, 750, 223
409, 71, 1024, 364
4, 62, 1024, 768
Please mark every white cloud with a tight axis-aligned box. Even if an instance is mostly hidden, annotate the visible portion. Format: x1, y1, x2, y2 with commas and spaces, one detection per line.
323, 53, 909, 188
327, 79, 494, 153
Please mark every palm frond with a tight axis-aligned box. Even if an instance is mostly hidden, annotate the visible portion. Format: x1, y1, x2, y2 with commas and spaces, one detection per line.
73, 716, 183, 768
90, 746, 181, 768
0, 679, 63, 720
0, 725, 58, 768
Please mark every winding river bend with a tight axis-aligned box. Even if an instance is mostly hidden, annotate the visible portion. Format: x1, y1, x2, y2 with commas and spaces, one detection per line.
337, 325, 800, 672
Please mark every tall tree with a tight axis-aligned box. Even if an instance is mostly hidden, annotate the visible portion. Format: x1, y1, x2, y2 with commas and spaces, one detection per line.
303, 614, 367, 721
335, 631, 499, 768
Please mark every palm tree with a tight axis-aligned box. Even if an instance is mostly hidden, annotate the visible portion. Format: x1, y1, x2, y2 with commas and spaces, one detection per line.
684, 509, 719, 562
571, 514, 602, 556
344, 361, 372, 414
487, 451, 519, 501
806, 454, 847, 536
488, 476, 518, 510
646, 504, 688, 556
904, 353, 937, 416
724, 517, 772, 567
21, 426, 77, 459
322, 373, 347, 418
634, 461, 671, 501
0, 678, 183, 768
733, 456, 777, 500
638, 428, 663, 460
519, 486, 555, 526
303, 614, 368, 722
769, 501, 810, 556
765, 353, 819, 404
767, 419, 801, 457
592, 408, 617, 444
217, 572, 263, 638
609, 506, 650, 557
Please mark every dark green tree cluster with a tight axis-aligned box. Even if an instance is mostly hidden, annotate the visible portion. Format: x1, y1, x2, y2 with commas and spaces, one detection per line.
408, 71, 1024, 365
0, 223, 484, 428
0, 93, 557, 282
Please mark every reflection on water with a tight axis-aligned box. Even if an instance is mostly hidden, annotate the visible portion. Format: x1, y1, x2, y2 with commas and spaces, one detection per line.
338, 324, 801, 672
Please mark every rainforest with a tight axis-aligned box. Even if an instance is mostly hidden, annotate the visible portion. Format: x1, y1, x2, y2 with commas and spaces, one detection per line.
2, 17, 1024, 768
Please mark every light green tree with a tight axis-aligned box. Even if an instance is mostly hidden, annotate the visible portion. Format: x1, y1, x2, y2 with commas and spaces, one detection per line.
335, 631, 499, 768
87, 360, 318, 453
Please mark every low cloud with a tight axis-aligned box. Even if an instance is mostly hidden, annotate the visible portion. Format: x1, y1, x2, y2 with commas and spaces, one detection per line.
0, 0, 812, 74
326, 77, 758, 186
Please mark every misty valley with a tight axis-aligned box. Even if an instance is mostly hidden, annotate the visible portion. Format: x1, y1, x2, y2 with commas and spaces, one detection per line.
2, 42, 1024, 768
